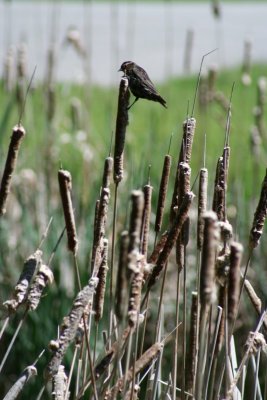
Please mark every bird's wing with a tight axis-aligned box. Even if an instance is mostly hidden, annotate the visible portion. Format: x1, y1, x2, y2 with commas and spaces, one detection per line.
132, 65, 159, 95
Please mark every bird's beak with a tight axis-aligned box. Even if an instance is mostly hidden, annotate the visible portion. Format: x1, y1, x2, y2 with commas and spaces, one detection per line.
118, 68, 122, 72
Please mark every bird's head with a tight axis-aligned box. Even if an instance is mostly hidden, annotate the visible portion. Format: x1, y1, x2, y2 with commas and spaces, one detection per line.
118, 61, 135, 76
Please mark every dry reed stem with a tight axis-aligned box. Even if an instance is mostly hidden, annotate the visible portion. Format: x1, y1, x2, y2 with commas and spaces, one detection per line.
3, 250, 42, 313
109, 342, 163, 396
95, 239, 109, 323
52, 365, 69, 400
27, 264, 54, 311
113, 77, 130, 184
148, 191, 194, 289
115, 231, 129, 320
200, 211, 219, 307
228, 242, 243, 324
186, 291, 198, 394
128, 255, 145, 328
197, 168, 208, 250
58, 169, 78, 254
244, 279, 267, 330
0, 124, 26, 216
46, 278, 98, 379
141, 184, 153, 258
3, 365, 37, 400
215, 285, 226, 357
249, 169, 267, 249
155, 154, 172, 233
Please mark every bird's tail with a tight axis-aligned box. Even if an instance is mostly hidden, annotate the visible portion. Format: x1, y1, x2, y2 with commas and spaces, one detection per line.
155, 94, 167, 108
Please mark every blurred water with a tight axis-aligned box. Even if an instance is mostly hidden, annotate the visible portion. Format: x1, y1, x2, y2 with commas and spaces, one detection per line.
0, 1, 266, 85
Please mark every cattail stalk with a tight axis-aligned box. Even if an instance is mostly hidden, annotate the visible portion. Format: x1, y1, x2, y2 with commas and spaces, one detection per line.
128, 256, 144, 329
95, 239, 109, 323
186, 291, 198, 394
197, 168, 208, 250
52, 365, 69, 400
155, 154, 172, 233
3, 366, 37, 400
141, 183, 153, 258
228, 242, 243, 326
27, 264, 54, 311
115, 231, 129, 320
58, 169, 78, 255
0, 124, 26, 216
249, 169, 267, 249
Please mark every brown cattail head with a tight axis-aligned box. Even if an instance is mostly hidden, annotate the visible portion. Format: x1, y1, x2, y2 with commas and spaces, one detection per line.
200, 211, 219, 307
148, 191, 194, 289
0, 124, 26, 216
228, 242, 243, 323
179, 117, 196, 165
95, 239, 109, 323
128, 190, 145, 255
212, 154, 227, 222
27, 264, 54, 311
58, 169, 78, 254
113, 77, 130, 184
141, 183, 153, 258
249, 169, 267, 249
128, 255, 144, 328
102, 157, 114, 189
197, 168, 208, 250
155, 154, 172, 233
52, 365, 69, 400
186, 291, 198, 393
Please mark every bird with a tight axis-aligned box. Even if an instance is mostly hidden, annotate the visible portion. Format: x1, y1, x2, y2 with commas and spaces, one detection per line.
119, 61, 167, 110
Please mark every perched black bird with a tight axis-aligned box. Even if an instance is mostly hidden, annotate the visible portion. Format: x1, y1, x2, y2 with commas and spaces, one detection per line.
119, 61, 167, 110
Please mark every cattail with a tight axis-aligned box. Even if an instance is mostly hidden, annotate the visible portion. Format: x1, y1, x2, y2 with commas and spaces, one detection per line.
27, 264, 54, 311
113, 77, 130, 184
212, 156, 224, 221
45, 277, 98, 379
186, 291, 198, 393
228, 242, 243, 323
115, 231, 129, 320
176, 162, 191, 270
51, 365, 69, 400
141, 183, 153, 258
0, 124, 26, 216
211, 0, 221, 19
102, 157, 113, 189
155, 154, 172, 233
128, 255, 144, 328
148, 191, 194, 289
3, 46, 14, 92
197, 168, 208, 250
3, 250, 42, 313
125, 385, 140, 400
92, 188, 110, 273
58, 169, 78, 254
200, 211, 218, 307
249, 169, 267, 249
170, 118, 196, 220
128, 190, 144, 252
45, 44, 56, 87
3, 365, 37, 400
95, 239, 109, 322
148, 231, 168, 264
254, 77, 266, 137
183, 29, 194, 74
215, 285, 226, 356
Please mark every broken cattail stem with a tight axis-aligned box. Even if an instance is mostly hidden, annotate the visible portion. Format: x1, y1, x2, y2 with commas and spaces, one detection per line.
200, 211, 218, 307
95, 239, 109, 323
45, 278, 98, 379
249, 169, 267, 249
197, 168, 208, 250
186, 291, 198, 394
102, 156, 113, 189
155, 154, 172, 233
113, 77, 130, 184
51, 365, 69, 400
3, 365, 37, 400
3, 250, 43, 313
115, 231, 129, 320
27, 264, 54, 311
128, 256, 144, 329
148, 231, 168, 264
128, 190, 144, 263
141, 184, 153, 258
148, 191, 194, 289
228, 242, 243, 325
58, 169, 78, 255
0, 124, 26, 216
